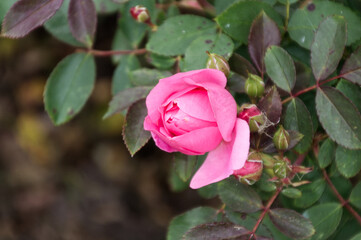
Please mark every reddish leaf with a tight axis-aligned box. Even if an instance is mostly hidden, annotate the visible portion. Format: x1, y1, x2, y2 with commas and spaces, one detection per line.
248, 11, 281, 76
340, 46, 361, 86
257, 86, 282, 124
229, 53, 257, 78
68, 0, 97, 48
183, 222, 249, 240
1, 0, 64, 38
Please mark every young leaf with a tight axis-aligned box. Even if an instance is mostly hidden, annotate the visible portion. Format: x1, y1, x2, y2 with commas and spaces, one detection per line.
336, 79, 361, 113
173, 153, 197, 182
269, 208, 315, 239
146, 15, 216, 56
183, 222, 249, 240
316, 87, 361, 149
112, 55, 140, 95
123, 99, 151, 156
167, 207, 218, 240
68, 0, 97, 48
283, 98, 313, 153
103, 86, 152, 119
44, 53, 95, 125
288, 1, 361, 49
311, 16, 346, 81
130, 68, 172, 87
257, 86, 282, 124
318, 138, 336, 169
248, 11, 281, 75
335, 146, 361, 178
0, 0, 17, 28
182, 33, 234, 72
340, 47, 361, 86
229, 53, 257, 78
303, 203, 343, 240
44, 0, 83, 47
281, 188, 302, 199
349, 181, 361, 210
293, 178, 326, 209
218, 177, 263, 213
216, 1, 283, 44
2, 0, 64, 38
264, 46, 296, 93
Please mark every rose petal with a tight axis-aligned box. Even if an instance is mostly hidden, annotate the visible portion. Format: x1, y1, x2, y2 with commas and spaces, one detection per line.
190, 119, 250, 189
208, 88, 237, 142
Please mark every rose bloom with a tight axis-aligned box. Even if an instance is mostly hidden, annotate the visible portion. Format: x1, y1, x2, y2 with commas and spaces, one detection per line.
144, 69, 250, 189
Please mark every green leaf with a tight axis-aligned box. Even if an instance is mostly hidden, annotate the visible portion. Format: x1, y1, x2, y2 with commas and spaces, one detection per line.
173, 153, 197, 182
216, 0, 283, 44
167, 207, 218, 240
169, 165, 188, 192
182, 33, 234, 72
311, 16, 346, 81
112, 55, 140, 95
293, 178, 326, 208
336, 79, 361, 113
349, 181, 361, 210
318, 138, 336, 169
218, 177, 263, 213
303, 203, 343, 240
130, 68, 172, 87
248, 11, 281, 75
44, 0, 84, 47
44, 53, 95, 125
214, 0, 239, 15
335, 146, 361, 178
284, 98, 313, 153
93, 0, 120, 14
103, 86, 151, 119
148, 53, 176, 70
350, 232, 361, 240
319, 176, 352, 203
315, 87, 361, 149
183, 222, 249, 240
281, 188, 302, 199
288, 1, 361, 49
147, 15, 216, 56
264, 46, 296, 93
269, 208, 315, 239
340, 47, 361, 86
123, 99, 151, 156
197, 182, 219, 199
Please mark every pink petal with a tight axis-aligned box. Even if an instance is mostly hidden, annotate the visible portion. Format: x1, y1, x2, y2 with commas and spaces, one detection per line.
190, 119, 250, 189
150, 132, 177, 153
207, 88, 237, 142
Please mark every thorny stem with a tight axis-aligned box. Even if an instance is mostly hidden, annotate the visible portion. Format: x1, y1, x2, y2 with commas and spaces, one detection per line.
80, 48, 147, 57
281, 74, 343, 104
248, 187, 283, 240
322, 169, 361, 226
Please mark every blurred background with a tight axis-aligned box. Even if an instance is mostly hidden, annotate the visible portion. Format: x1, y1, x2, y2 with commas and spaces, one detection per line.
0, 14, 217, 240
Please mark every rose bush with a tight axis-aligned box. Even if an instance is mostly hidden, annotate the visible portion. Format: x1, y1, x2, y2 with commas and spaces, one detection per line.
143, 69, 250, 188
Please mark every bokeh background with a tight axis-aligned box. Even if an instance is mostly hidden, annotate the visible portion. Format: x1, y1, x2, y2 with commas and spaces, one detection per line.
0, 14, 218, 240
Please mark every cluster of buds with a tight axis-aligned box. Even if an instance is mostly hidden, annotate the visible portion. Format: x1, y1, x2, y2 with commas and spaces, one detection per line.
206, 52, 230, 77
130, 5, 157, 30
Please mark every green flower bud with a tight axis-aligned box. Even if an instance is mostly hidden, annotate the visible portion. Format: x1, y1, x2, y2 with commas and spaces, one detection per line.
273, 125, 290, 151
245, 73, 264, 98
206, 52, 230, 77
273, 160, 290, 179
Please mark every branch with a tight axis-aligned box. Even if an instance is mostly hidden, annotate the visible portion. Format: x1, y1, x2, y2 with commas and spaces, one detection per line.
322, 169, 361, 226
78, 48, 147, 57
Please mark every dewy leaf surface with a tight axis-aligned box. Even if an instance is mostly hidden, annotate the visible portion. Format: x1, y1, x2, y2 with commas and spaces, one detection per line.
288, 1, 361, 49
68, 0, 97, 48
248, 11, 281, 75
315, 87, 361, 149
123, 99, 151, 157
44, 52, 96, 125
2, 0, 64, 38
311, 16, 346, 81
146, 15, 216, 56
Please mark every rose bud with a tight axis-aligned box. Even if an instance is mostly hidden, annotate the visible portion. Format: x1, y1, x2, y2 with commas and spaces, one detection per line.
206, 52, 230, 77
245, 73, 264, 98
130, 5, 157, 30
273, 157, 292, 179
273, 125, 290, 151
233, 152, 263, 185
238, 104, 265, 132
144, 69, 250, 189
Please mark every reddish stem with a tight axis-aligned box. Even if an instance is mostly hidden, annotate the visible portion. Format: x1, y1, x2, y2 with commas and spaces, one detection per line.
248, 187, 283, 240
82, 48, 147, 57
322, 169, 361, 226
281, 74, 343, 104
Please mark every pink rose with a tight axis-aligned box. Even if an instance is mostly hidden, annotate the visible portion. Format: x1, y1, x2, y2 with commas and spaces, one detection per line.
143, 69, 250, 189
